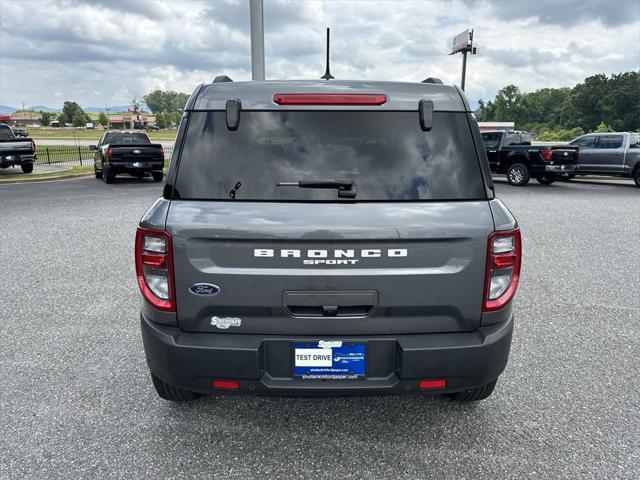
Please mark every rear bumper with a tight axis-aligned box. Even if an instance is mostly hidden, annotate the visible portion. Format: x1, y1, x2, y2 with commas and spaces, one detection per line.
109, 161, 163, 172
544, 164, 576, 173
141, 313, 514, 396
0, 154, 35, 167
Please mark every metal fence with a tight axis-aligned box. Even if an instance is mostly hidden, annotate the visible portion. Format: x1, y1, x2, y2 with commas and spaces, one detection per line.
34, 144, 175, 167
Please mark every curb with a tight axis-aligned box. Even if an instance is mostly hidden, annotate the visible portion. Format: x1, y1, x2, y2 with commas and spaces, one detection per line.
0, 172, 94, 185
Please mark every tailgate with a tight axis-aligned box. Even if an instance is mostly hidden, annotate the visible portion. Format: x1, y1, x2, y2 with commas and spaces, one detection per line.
167, 201, 494, 335
549, 145, 579, 164
0, 140, 32, 154
108, 144, 163, 161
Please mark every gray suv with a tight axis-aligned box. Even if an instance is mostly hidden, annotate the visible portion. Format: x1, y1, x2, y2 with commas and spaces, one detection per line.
136, 78, 521, 402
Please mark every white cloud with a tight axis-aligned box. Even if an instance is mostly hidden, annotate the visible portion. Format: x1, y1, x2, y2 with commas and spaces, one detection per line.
0, 0, 638, 109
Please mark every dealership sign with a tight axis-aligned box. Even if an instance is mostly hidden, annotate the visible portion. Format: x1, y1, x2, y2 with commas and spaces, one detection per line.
451, 29, 472, 54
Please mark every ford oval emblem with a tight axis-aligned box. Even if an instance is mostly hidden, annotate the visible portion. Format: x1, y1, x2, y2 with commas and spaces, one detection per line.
189, 283, 221, 296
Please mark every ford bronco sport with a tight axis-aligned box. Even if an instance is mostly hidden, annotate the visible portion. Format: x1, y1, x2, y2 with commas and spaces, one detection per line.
137, 78, 521, 402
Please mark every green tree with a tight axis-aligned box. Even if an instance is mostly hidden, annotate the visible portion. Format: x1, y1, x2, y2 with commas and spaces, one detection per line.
59, 101, 88, 125
40, 111, 52, 126
594, 121, 612, 133
72, 110, 87, 127
97, 112, 108, 127
143, 90, 189, 114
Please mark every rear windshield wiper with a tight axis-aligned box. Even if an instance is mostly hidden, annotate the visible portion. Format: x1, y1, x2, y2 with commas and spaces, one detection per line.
276, 179, 357, 198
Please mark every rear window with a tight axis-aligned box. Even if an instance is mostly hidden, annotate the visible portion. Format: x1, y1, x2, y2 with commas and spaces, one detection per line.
597, 135, 623, 149
0, 125, 14, 140
173, 111, 486, 201
104, 133, 150, 145
481, 132, 502, 148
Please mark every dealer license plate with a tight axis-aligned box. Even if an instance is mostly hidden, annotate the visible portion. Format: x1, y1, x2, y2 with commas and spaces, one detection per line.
293, 341, 365, 379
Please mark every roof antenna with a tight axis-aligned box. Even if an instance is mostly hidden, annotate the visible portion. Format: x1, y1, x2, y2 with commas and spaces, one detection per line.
321, 27, 334, 80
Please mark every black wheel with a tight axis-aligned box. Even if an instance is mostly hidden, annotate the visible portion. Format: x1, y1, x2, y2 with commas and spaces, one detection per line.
506, 163, 530, 186
447, 379, 498, 402
150, 372, 202, 402
152, 171, 164, 182
104, 167, 115, 184
21, 163, 33, 174
94, 168, 103, 179
634, 168, 640, 187
535, 174, 556, 185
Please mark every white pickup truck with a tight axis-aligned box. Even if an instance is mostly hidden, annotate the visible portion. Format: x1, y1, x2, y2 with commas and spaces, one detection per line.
0, 123, 36, 174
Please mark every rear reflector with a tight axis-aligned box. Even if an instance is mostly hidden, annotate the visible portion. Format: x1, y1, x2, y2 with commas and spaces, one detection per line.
212, 379, 240, 390
419, 379, 447, 390
273, 93, 387, 106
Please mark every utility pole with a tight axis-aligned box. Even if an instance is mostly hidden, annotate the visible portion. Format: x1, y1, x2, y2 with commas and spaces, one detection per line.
250, 0, 265, 80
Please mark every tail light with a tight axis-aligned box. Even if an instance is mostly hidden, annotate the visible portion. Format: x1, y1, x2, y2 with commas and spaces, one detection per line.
31, 140, 36, 153
135, 228, 175, 312
539, 148, 552, 161
483, 229, 521, 312
106, 147, 113, 160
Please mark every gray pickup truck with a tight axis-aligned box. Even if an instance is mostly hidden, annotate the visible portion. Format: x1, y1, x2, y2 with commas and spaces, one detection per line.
0, 123, 35, 173
136, 78, 521, 402
567, 132, 640, 186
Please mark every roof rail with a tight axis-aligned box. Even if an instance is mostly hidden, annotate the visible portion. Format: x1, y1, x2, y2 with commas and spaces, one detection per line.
422, 77, 443, 84
213, 75, 233, 83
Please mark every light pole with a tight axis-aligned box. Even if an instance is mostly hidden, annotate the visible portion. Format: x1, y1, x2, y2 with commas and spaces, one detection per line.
250, 0, 265, 80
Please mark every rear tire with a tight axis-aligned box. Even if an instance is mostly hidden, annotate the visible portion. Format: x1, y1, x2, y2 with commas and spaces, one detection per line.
151, 372, 202, 402
535, 174, 556, 185
94, 168, 103, 179
21, 163, 33, 174
104, 167, 115, 184
152, 171, 164, 182
447, 379, 498, 402
506, 163, 530, 186
634, 167, 640, 187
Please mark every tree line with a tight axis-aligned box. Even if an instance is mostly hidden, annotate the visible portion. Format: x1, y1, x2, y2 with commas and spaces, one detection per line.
33, 90, 191, 129
475, 72, 639, 140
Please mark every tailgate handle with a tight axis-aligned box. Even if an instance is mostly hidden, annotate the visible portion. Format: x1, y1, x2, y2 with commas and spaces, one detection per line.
283, 291, 378, 318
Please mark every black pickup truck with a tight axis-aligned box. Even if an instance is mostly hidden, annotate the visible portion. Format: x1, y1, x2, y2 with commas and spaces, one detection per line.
0, 123, 36, 174
481, 131, 579, 186
91, 131, 164, 184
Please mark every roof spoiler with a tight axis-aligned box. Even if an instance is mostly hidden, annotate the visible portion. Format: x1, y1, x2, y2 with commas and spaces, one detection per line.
213, 75, 233, 83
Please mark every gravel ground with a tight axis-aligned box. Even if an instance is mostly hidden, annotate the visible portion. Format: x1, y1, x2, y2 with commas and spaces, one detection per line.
0, 176, 638, 479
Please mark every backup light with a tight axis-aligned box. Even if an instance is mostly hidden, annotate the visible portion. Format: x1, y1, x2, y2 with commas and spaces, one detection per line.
483, 229, 521, 312
273, 93, 387, 106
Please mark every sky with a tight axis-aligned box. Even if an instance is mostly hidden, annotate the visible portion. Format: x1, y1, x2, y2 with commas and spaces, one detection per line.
0, 0, 638, 110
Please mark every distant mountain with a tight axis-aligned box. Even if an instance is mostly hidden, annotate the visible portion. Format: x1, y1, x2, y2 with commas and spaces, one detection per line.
30, 105, 59, 112
0, 105, 16, 114
85, 105, 149, 113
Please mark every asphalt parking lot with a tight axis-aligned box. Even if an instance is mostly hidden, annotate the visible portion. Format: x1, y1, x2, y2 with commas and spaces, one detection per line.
1, 176, 638, 479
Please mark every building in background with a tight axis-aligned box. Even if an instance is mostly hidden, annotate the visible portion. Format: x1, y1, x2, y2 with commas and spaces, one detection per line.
478, 121, 514, 132
106, 110, 156, 129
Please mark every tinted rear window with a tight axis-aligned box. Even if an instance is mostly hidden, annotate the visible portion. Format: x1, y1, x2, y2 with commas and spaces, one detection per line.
597, 135, 623, 149
104, 133, 150, 144
0, 125, 14, 140
174, 111, 485, 201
